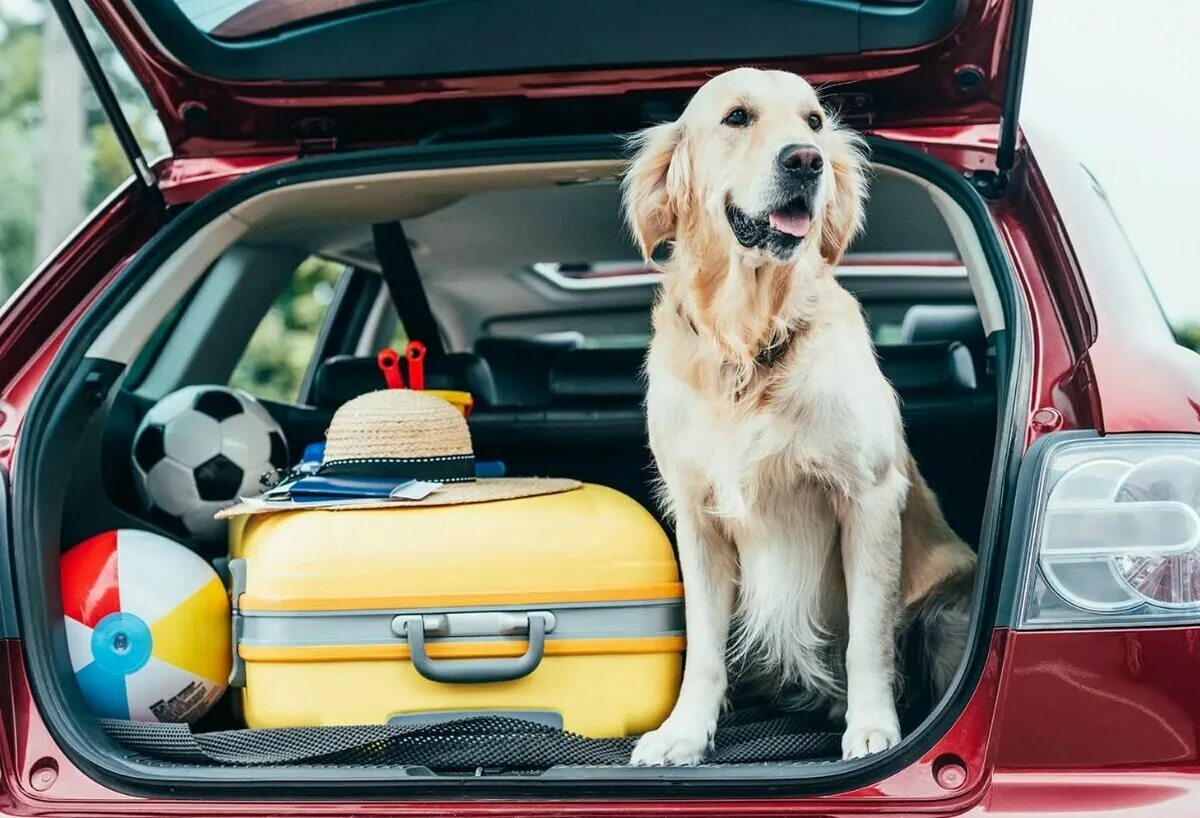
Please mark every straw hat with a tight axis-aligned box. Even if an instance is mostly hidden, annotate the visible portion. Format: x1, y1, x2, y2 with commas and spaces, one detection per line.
217, 390, 579, 517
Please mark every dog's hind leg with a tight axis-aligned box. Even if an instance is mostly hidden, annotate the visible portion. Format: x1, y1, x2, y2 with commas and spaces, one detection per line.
630, 509, 736, 766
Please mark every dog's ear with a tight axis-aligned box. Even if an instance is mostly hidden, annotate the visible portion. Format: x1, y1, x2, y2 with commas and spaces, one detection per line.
622, 121, 687, 260
819, 125, 868, 266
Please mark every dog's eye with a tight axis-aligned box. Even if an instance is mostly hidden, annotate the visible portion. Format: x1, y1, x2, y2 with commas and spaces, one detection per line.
722, 107, 751, 128
808, 113, 823, 131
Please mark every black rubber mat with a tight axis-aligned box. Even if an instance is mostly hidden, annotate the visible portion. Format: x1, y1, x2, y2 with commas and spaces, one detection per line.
101, 708, 841, 770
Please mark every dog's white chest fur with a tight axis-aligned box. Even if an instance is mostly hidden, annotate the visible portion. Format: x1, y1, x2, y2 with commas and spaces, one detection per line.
647, 293, 900, 517
645, 308, 900, 702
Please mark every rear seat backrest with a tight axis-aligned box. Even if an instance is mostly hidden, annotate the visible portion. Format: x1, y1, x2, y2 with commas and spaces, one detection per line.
310, 353, 497, 409
473, 336, 581, 407
878, 342, 977, 393
899, 304, 985, 345
541, 342, 976, 404
899, 304, 988, 384
548, 347, 645, 404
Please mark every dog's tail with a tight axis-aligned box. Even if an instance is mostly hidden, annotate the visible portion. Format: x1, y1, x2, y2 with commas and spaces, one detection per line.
902, 565, 974, 712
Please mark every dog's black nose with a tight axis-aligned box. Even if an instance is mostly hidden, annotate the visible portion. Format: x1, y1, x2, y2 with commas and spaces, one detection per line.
778, 143, 823, 177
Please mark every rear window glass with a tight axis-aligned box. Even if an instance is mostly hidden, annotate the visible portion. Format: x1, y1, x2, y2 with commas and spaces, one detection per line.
515, 252, 967, 349
229, 256, 345, 403
531, 262, 662, 291
177, 0, 387, 38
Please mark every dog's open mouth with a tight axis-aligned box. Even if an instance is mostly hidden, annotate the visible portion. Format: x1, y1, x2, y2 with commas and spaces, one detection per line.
726, 194, 814, 252
767, 199, 813, 238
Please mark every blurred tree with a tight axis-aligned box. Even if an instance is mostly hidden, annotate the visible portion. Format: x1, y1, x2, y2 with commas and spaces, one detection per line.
36, 8, 84, 261
0, 17, 40, 301
0, 0, 167, 304
1178, 326, 1200, 354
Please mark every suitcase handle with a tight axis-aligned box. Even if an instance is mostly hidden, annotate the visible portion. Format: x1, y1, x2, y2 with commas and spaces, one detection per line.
399, 612, 552, 684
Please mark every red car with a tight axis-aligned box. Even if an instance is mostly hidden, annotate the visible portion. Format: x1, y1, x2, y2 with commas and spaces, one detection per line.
2, 0, 1199, 815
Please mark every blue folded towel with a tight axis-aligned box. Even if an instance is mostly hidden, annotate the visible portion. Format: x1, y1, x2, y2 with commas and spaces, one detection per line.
284, 475, 407, 499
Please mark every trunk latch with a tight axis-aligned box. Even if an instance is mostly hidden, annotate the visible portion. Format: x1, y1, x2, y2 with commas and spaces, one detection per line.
293, 117, 339, 155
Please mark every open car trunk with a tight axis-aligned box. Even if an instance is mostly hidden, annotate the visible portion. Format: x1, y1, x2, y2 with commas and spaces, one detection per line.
12, 0, 1033, 799
9, 132, 1022, 797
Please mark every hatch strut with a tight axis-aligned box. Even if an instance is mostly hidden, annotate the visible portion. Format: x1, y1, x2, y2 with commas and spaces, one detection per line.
973, 0, 1033, 198
47, 0, 159, 193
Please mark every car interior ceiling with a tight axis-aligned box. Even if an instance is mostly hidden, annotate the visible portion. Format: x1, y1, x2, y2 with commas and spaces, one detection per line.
49, 158, 1001, 772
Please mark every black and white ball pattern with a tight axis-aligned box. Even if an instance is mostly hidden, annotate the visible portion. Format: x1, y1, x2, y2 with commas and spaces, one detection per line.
132, 386, 289, 542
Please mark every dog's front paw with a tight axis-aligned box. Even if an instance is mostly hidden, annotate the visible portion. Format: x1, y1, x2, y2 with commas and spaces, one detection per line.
841, 712, 901, 760
630, 718, 715, 766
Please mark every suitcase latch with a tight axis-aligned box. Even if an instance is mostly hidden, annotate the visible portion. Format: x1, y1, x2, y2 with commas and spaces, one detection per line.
399, 610, 556, 639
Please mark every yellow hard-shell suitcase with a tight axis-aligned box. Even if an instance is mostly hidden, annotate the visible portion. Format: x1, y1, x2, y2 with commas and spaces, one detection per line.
227, 484, 683, 737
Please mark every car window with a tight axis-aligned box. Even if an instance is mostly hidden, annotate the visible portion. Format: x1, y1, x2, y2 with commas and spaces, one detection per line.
229, 257, 346, 403
177, 0, 388, 39
388, 308, 409, 348
510, 253, 968, 351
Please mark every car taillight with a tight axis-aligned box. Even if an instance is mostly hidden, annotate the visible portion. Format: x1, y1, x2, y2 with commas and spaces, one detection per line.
1019, 435, 1200, 627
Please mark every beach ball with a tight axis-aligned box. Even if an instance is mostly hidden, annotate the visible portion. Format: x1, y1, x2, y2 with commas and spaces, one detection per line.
62, 529, 230, 723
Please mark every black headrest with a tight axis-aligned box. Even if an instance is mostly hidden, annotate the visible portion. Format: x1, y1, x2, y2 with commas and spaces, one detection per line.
549, 347, 644, 403
311, 353, 497, 409
899, 305, 985, 346
877, 341, 977, 392
474, 336, 582, 407
543, 343, 975, 403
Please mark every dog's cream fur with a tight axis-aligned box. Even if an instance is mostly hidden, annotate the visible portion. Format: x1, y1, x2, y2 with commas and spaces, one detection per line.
625, 68, 976, 765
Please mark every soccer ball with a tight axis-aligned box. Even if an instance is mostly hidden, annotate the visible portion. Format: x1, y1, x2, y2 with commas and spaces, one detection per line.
132, 386, 289, 542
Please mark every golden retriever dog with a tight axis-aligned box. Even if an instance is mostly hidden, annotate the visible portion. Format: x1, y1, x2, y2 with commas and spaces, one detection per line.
624, 68, 976, 765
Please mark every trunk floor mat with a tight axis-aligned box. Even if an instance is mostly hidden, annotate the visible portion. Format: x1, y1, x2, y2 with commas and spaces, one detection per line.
100, 708, 842, 769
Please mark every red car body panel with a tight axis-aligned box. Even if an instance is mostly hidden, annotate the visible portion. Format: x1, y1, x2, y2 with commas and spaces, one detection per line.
156, 155, 296, 206
0, 184, 164, 475
994, 628, 1200, 769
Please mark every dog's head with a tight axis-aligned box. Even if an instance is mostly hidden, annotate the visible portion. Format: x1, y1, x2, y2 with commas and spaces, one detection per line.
624, 68, 867, 268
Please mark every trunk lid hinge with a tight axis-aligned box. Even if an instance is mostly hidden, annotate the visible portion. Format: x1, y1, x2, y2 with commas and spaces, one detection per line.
971, 0, 1033, 199
48, 0, 163, 205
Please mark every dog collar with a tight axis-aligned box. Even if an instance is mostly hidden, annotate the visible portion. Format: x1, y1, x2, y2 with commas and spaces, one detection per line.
754, 322, 805, 368
678, 303, 801, 368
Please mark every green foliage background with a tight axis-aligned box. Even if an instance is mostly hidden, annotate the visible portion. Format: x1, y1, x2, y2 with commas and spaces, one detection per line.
0, 5, 166, 303
228, 257, 344, 403
0, 18, 45, 300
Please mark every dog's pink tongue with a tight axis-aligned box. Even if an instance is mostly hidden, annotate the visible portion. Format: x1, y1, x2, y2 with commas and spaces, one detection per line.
769, 210, 811, 238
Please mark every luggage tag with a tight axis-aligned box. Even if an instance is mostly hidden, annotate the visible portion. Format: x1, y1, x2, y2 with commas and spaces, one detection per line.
249, 476, 443, 508
260, 477, 299, 501
390, 480, 441, 500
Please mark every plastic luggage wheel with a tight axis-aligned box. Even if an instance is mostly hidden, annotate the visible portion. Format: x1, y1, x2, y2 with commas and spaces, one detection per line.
394, 611, 556, 683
